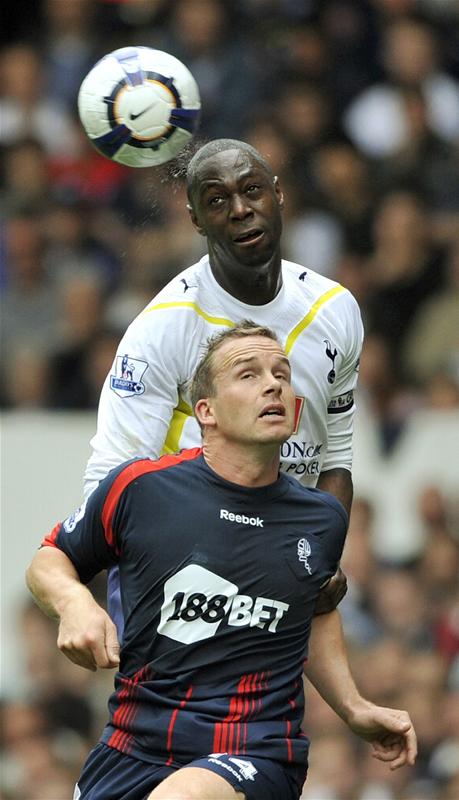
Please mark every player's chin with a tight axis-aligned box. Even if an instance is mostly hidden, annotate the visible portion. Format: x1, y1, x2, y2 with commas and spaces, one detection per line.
258, 421, 292, 443
232, 238, 273, 266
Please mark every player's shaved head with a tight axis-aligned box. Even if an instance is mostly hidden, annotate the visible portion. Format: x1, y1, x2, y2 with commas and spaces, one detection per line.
186, 139, 273, 203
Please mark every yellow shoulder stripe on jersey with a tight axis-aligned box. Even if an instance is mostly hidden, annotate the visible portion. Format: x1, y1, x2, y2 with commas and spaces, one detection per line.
161, 395, 194, 455
285, 285, 345, 355
142, 301, 235, 329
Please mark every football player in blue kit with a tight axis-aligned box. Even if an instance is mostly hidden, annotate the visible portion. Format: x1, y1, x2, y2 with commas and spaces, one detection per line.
26, 323, 417, 800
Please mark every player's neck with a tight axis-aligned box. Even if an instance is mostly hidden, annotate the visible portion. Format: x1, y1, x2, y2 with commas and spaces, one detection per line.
202, 441, 281, 488
209, 253, 282, 305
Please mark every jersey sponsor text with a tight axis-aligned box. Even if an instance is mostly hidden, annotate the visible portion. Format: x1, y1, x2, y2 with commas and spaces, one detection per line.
158, 565, 289, 644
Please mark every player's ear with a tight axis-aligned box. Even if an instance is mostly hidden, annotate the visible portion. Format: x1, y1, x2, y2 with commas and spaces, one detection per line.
187, 203, 206, 236
273, 177, 284, 211
194, 398, 216, 428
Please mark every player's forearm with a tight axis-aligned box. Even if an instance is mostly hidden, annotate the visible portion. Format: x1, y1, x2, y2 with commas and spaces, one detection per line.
317, 467, 353, 515
304, 610, 364, 723
26, 546, 91, 620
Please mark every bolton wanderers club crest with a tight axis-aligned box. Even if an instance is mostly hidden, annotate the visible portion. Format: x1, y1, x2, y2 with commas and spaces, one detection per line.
297, 538, 312, 574
110, 354, 148, 398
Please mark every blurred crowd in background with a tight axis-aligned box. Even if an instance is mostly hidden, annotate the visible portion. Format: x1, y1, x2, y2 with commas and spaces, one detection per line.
1, 0, 458, 798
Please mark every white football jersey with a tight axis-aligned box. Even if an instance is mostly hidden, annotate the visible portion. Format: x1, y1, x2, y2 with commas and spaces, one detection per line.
85, 256, 363, 495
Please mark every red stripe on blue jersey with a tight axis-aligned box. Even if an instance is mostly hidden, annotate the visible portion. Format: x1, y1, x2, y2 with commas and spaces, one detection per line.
40, 448, 202, 552
285, 678, 301, 762
108, 664, 154, 754
165, 685, 194, 766
101, 448, 202, 552
213, 671, 271, 756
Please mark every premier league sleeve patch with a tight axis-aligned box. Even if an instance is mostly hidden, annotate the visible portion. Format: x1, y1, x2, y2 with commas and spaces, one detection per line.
110, 354, 148, 398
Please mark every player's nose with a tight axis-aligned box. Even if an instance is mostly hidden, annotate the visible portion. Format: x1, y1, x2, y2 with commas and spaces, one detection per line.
263, 373, 282, 395
229, 193, 252, 219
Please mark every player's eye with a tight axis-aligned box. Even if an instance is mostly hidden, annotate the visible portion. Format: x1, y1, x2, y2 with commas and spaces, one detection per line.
274, 365, 291, 380
246, 184, 260, 193
208, 194, 224, 206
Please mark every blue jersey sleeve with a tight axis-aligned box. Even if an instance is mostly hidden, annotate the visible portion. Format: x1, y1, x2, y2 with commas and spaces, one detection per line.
41, 463, 131, 583
298, 489, 348, 587
318, 493, 348, 581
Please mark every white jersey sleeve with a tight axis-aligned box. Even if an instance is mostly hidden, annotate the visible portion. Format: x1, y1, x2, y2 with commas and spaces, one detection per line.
84, 302, 199, 497
321, 290, 363, 473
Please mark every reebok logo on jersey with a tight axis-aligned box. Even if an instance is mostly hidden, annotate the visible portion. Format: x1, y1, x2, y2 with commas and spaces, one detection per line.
208, 755, 258, 782
220, 509, 263, 527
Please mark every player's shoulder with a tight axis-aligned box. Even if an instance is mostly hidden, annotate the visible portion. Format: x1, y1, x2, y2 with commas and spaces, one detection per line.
101, 448, 203, 495
121, 257, 210, 343
282, 260, 359, 311
115, 448, 203, 480
283, 472, 349, 527
144, 256, 209, 306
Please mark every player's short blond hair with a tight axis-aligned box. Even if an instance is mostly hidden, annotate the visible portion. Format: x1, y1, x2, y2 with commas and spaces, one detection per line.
190, 321, 281, 419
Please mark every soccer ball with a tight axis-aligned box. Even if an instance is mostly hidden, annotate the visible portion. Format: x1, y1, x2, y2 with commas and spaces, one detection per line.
77, 46, 201, 168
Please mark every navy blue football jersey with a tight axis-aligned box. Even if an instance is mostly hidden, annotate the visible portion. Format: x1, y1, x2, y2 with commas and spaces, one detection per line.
43, 448, 347, 772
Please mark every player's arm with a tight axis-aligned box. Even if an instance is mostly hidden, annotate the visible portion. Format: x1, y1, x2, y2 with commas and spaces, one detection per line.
305, 611, 417, 770
26, 547, 119, 672
314, 293, 363, 612
84, 311, 186, 496
317, 467, 353, 515
321, 291, 363, 490
312, 471, 351, 614
26, 474, 123, 670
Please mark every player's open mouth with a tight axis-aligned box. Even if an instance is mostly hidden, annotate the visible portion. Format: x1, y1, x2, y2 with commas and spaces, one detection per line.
259, 405, 285, 418
233, 229, 264, 246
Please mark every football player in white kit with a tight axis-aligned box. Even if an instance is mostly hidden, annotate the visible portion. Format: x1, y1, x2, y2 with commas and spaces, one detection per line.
86, 139, 363, 510
84, 139, 363, 686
